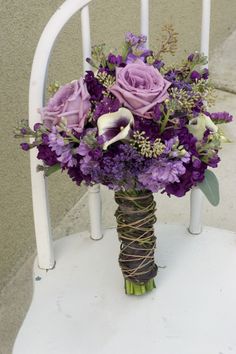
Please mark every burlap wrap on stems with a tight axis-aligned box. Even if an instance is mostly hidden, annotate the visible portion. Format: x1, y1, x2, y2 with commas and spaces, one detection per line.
114, 189, 158, 285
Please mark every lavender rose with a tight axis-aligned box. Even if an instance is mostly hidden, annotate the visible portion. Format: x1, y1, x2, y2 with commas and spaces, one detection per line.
40, 78, 91, 132
110, 59, 171, 117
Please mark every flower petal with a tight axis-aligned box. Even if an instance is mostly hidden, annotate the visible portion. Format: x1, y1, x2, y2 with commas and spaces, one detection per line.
97, 108, 134, 150
188, 114, 218, 140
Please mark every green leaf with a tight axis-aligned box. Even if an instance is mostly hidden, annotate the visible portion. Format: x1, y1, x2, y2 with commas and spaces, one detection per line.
197, 170, 220, 206
44, 164, 61, 177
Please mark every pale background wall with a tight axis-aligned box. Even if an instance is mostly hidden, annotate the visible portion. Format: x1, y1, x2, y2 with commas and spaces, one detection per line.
1, 0, 236, 292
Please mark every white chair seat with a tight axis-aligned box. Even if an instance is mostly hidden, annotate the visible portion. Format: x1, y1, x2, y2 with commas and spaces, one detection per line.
13, 224, 236, 354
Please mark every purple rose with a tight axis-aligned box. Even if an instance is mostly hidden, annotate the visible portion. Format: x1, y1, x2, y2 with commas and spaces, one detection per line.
110, 59, 171, 118
40, 78, 91, 132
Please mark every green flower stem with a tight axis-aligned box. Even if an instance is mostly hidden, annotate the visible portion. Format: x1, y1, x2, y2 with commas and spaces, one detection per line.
125, 279, 156, 296
160, 111, 170, 134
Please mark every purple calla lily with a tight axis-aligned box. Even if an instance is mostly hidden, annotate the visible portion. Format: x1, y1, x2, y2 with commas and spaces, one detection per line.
97, 108, 134, 150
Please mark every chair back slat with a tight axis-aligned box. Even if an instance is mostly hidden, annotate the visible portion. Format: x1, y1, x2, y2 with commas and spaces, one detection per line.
140, 0, 149, 47
200, 0, 211, 62
189, 0, 211, 234
81, 5, 92, 72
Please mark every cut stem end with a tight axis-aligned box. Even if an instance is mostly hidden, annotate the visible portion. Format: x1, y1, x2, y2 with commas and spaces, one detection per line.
125, 279, 156, 296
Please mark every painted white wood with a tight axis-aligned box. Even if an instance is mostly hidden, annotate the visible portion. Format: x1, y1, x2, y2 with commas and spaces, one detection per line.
81, 5, 91, 71
29, 0, 92, 269
80, 5, 103, 239
201, 0, 211, 58
189, 0, 211, 234
189, 187, 203, 234
88, 185, 103, 239
140, 0, 149, 48
13, 225, 236, 354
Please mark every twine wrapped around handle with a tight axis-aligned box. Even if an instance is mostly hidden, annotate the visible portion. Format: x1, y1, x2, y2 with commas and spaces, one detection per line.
115, 189, 158, 291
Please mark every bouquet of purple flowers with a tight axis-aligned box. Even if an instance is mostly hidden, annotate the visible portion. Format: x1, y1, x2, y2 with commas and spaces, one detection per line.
16, 28, 233, 295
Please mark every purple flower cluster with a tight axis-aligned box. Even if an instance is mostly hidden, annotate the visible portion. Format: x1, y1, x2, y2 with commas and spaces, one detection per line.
208, 111, 233, 124
125, 32, 147, 47
18, 32, 233, 199
37, 145, 58, 166
84, 71, 104, 102
107, 53, 123, 66
48, 127, 76, 167
72, 143, 149, 190
93, 97, 120, 121
138, 159, 186, 192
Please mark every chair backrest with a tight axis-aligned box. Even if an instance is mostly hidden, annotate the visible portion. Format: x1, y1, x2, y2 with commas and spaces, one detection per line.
29, 0, 211, 270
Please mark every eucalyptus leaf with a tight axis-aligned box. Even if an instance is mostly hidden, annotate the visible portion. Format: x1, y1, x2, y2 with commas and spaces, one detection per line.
197, 170, 220, 206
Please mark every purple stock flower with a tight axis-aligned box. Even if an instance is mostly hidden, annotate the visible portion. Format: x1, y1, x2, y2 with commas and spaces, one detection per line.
164, 70, 177, 82
202, 68, 209, 80
48, 127, 65, 155
188, 53, 194, 62
77, 141, 91, 156
20, 128, 27, 135
134, 116, 160, 141
93, 97, 120, 121
190, 70, 201, 81
37, 144, 58, 166
153, 60, 165, 71
84, 71, 104, 101
208, 111, 233, 124
165, 163, 205, 197
42, 133, 49, 144
153, 104, 162, 121
20, 143, 30, 151
57, 149, 76, 167
34, 123, 42, 131
80, 154, 100, 176
47, 127, 76, 167
108, 53, 123, 66
208, 154, 220, 168
125, 53, 139, 64
125, 32, 147, 47
138, 159, 186, 192
67, 155, 85, 186
125, 50, 152, 64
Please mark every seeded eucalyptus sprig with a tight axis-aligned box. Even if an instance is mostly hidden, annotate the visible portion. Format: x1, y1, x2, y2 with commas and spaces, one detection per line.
48, 81, 60, 96
96, 71, 116, 88
162, 52, 208, 79
155, 24, 178, 59
166, 80, 215, 116
87, 43, 107, 69
131, 131, 165, 158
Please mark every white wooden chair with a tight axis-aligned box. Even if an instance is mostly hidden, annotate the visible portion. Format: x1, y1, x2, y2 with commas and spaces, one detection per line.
13, 1, 236, 353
